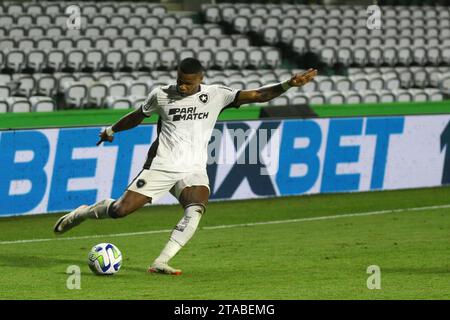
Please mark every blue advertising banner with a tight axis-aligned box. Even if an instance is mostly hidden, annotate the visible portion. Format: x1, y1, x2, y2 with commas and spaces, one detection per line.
0, 115, 448, 216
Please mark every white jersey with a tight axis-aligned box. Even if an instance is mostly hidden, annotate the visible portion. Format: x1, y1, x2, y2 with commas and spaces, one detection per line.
140, 84, 240, 172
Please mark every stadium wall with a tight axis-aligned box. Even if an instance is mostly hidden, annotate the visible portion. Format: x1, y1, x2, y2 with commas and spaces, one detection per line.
0, 114, 449, 216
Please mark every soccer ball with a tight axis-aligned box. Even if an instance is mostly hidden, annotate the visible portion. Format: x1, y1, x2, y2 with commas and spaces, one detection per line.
88, 243, 122, 275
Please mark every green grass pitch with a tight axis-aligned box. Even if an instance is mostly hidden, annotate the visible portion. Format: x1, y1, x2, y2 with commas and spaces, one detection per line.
0, 186, 449, 300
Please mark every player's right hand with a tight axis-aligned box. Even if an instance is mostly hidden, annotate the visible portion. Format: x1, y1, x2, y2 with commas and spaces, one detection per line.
96, 130, 114, 146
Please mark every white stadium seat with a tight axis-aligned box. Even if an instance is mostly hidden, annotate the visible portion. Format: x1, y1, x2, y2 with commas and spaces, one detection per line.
30, 96, 55, 112
88, 83, 108, 107
7, 97, 31, 113
64, 82, 88, 108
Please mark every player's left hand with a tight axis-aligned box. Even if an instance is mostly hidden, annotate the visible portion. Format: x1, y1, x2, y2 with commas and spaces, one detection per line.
289, 68, 318, 87
96, 129, 114, 146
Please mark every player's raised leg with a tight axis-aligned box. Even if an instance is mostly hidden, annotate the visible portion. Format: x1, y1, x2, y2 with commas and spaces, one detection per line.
149, 185, 209, 275
53, 191, 151, 234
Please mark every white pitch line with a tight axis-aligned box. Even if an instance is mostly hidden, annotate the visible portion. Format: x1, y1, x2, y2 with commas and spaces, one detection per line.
1, 203, 449, 245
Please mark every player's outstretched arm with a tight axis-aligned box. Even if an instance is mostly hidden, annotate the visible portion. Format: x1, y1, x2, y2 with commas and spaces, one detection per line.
96, 108, 146, 146
234, 68, 317, 106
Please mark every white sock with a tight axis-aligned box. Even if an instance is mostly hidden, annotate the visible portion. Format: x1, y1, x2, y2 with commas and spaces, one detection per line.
154, 204, 205, 264
76, 199, 115, 220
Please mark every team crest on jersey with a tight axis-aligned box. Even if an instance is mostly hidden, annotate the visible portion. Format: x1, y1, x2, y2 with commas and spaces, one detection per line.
198, 93, 209, 104
136, 179, 146, 188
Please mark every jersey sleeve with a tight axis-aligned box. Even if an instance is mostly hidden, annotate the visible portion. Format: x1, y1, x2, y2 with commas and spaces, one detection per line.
140, 88, 159, 117
216, 85, 241, 110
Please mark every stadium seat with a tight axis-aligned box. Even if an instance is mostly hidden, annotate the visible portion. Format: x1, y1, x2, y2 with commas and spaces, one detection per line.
29, 96, 55, 112
425, 89, 444, 101
128, 37, 146, 49
66, 50, 86, 72
94, 72, 115, 83
167, 37, 184, 49
104, 50, 124, 71
96, 37, 112, 49
142, 49, 160, 70
337, 47, 353, 67
17, 38, 34, 50
264, 47, 281, 69
197, 48, 214, 70
214, 49, 232, 69
231, 49, 249, 69
7, 97, 31, 113
350, 76, 370, 91
106, 96, 132, 109
204, 6, 221, 23
36, 38, 54, 50
26, 50, 46, 73
0, 15, 14, 27
325, 91, 346, 104
14, 75, 35, 97
263, 27, 279, 45
368, 76, 385, 91
85, 50, 105, 72
85, 26, 102, 38
76, 38, 94, 50
218, 36, 234, 48
0, 97, 8, 112
268, 95, 290, 107
128, 81, 148, 97
123, 50, 142, 71
320, 47, 336, 66
107, 81, 128, 98
344, 92, 363, 104
307, 92, 326, 105
382, 47, 398, 66
379, 90, 396, 103
353, 47, 368, 66
249, 16, 265, 33
333, 77, 352, 92
291, 93, 308, 106
398, 70, 414, 88
397, 47, 413, 66
35, 14, 52, 26
45, 50, 65, 72
413, 47, 427, 66
0, 85, 11, 98
362, 91, 379, 103
5, 50, 26, 73
315, 76, 334, 92
46, 26, 64, 38
409, 89, 428, 102
227, 80, 245, 91
35, 74, 57, 97
88, 83, 108, 108
233, 16, 249, 34
383, 75, 401, 90
77, 74, 96, 86
64, 82, 88, 108
114, 72, 136, 82
394, 89, 413, 102
427, 47, 442, 66
248, 48, 265, 68
159, 48, 177, 70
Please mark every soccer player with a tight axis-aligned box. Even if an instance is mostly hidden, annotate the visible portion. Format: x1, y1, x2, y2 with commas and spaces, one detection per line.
54, 58, 317, 275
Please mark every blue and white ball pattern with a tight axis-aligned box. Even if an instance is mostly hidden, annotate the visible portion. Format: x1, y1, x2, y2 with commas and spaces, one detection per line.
88, 243, 122, 275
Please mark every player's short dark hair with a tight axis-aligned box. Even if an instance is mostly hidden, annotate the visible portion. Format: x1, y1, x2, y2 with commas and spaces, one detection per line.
178, 58, 204, 74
